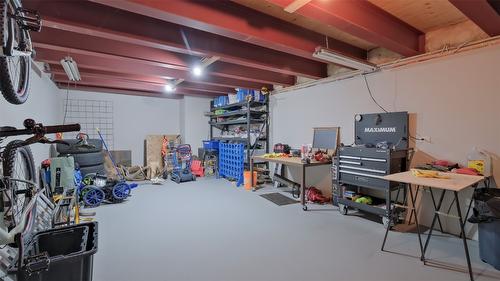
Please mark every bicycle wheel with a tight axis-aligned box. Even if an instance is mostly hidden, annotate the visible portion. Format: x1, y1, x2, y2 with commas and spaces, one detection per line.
0, 0, 30, 104
2, 140, 35, 229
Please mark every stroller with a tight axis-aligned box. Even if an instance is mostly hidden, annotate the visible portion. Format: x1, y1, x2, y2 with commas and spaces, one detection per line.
170, 144, 196, 184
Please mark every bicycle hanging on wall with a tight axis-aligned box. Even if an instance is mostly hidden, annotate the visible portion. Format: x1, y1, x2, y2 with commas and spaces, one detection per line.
0, 0, 41, 104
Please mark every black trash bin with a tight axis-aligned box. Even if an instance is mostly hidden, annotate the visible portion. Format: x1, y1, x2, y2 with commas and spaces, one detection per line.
471, 188, 500, 270
16, 222, 98, 281
479, 220, 500, 270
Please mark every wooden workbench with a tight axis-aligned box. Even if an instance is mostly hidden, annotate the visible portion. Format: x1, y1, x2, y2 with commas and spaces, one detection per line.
250, 156, 331, 210
383, 170, 485, 281
384, 171, 484, 191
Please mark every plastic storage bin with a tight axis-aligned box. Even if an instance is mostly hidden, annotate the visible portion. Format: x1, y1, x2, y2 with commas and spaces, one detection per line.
236, 89, 251, 102
213, 96, 229, 107
17, 222, 98, 281
228, 93, 238, 104
203, 140, 219, 151
479, 219, 500, 270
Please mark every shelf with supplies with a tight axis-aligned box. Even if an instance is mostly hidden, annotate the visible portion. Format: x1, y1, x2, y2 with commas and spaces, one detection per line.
209, 91, 270, 184
211, 100, 266, 111
209, 118, 266, 126
206, 109, 267, 118
212, 137, 267, 142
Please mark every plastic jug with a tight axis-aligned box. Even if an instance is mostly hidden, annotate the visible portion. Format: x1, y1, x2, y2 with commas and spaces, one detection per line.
467, 146, 492, 177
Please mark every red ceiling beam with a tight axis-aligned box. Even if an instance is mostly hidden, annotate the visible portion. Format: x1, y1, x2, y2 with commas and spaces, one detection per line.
90, 0, 366, 61
32, 27, 295, 86
24, 0, 327, 79
265, 0, 424, 56
53, 74, 168, 93
449, 0, 500, 36
49, 65, 171, 85
53, 75, 219, 97
51, 67, 234, 94
36, 48, 270, 90
57, 84, 183, 99
58, 84, 217, 99
180, 82, 234, 94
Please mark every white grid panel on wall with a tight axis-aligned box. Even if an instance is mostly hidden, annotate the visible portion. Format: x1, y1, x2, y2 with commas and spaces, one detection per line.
63, 99, 114, 149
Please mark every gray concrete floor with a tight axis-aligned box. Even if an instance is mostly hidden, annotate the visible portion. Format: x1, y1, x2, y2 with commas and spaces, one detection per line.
93, 178, 500, 281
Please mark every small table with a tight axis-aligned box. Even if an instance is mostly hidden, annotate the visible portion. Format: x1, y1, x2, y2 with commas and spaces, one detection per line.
383, 171, 484, 281
250, 156, 331, 211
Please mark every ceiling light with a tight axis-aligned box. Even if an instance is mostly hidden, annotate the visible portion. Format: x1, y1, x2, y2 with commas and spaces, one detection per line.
190, 56, 220, 78
192, 66, 202, 77
60, 56, 81, 81
313, 47, 377, 72
164, 83, 175, 92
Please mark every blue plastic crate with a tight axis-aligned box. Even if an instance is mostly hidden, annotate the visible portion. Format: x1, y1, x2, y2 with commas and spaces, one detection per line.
236, 89, 254, 102
203, 140, 219, 150
218, 143, 244, 187
213, 96, 229, 107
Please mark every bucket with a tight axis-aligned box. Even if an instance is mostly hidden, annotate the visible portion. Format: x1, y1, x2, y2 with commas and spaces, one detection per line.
244, 171, 257, 190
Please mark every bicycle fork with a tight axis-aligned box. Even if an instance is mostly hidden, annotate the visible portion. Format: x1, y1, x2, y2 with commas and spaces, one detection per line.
2, 8, 40, 57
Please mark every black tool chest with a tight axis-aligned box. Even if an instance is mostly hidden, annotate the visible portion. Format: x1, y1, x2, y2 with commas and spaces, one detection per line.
333, 112, 410, 226
338, 147, 407, 190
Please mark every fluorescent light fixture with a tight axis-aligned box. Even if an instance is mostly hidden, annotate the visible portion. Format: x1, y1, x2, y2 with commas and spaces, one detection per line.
313, 47, 377, 72
192, 65, 202, 77
60, 56, 81, 81
164, 83, 175, 92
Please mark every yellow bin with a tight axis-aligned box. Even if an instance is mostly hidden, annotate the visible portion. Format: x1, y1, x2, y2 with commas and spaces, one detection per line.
244, 171, 258, 190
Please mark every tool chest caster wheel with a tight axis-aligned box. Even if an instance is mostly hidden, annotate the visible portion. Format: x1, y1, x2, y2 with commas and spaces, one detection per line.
302, 205, 308, 211
339, 204, 348, 215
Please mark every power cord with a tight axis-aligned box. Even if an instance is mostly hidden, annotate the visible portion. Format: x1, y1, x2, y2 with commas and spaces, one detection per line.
62, 80, 70, 124
363, 74, 427, 143
410, 136, 425, 141
363, 74, 388, 113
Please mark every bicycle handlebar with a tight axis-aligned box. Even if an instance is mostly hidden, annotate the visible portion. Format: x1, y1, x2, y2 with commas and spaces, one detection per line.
0, 119, 80, 138
44, 124, 81, 134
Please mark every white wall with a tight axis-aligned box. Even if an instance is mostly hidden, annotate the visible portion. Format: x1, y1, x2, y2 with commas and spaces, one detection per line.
62, 90, 181, 165
0, 63, 63, 165
180, 95, 211, 156
271, 45, 500, 237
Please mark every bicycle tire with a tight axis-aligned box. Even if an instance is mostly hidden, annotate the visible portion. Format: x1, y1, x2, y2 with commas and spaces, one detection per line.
2, 140, 35, 229
0, 0, 30, 105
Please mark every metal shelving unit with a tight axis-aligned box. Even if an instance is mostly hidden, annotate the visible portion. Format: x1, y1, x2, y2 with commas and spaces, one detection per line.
208, 98, 270, 166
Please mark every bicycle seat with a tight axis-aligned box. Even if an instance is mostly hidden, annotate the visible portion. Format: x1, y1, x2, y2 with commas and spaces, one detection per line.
0, 126, 16, 132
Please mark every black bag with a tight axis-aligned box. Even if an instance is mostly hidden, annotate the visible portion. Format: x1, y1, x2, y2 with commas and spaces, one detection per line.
468, 188, 500, 223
